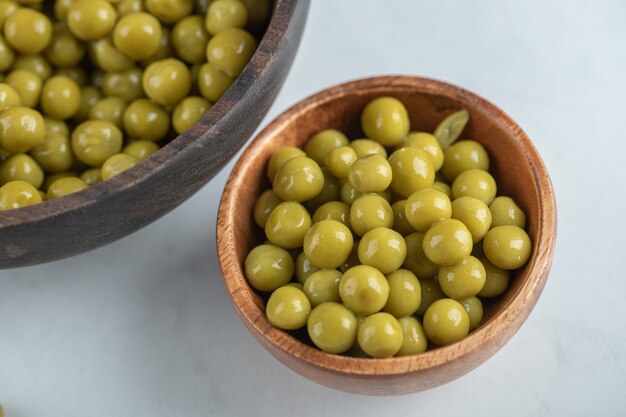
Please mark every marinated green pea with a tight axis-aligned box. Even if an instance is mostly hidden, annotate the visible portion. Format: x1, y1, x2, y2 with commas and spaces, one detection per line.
143, 58, 192, 106
286, 282, 304, 291
324, 146, 357, 179
89, 97, 127, 128
459, 296, 483, 330
102, 67, 144, 102
303, 269, 342, 307
451, 196, 492, 243
43, 117, 69, 137
339, 265, 389, 315
264, 201, 311, 249
4, 8, 52, 54
349, 138, 387, 159
423, 298, 470, 346
172, 96, 211, 134
145, 0, 193, 24
47, 176, 88, 199
0, 34, 14, 72
172, 15, 210, 64
244, 243, 294, 291
272, 156, 323, 202
253, 189, 283, 229
197, 62, 235, 102
54, 0, 74, 21
307, 302, 357, 354
423, 219, 473, 266
348, 153, 392, 193
390, 147, 435, 196
358, 227, 407, 274
0, 180, 41, 210
396, 316, 428, 356
0, 82, 20, 110
483, 225, 532, 270
402, 232, 438, 279
438, 256, 486, 300
55, 64, 86, 84
206, 0, 248, 35
361, 96, 409, 147
12, 54, 53, 80
357, 312, 403, 358
0, 153, 44, 187
266, 146, 306, 182
312, 201, 350, 227
477, 256, 510, 297
339, 180, 391, 205
441, 140, 490, 181
304, 167, 340, 211
101, 152, 139, 179
266, 286, 311, 330
71, 120, 123, 166
29, 132, 74, 173
42, 171, 77, 191
0, 106, 45, 152
350, 193, 393, 236
402, 132, 444, 171
117, 0, 145, 16
141, 26, 173, 67
90, 38, 134, 73
452, 169, 497, 205
113, 12, 162, 61
45, 23, 85, 68
206, 27, 257, 77
383, 269, 421, 317
305, 129, 349, 166
391, 200, 415, 236
489, 196, 527, 229
404, 188, 452, 232
67, 0, 117, 41
0, 1, 18, 31
415, 277, 446, 316
303, 219, 353, 269
40, 75, 81, 120
73, 85, 101, 122
123, 98, 170, 142
295, 251, 320, 284
80, 167, 102, 186
5, 69, 42, 108
339, 241, 359, 273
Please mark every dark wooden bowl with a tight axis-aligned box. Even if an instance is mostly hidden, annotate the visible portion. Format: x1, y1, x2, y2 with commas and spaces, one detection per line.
0, 0, 310, 269
217, 76, 557, 395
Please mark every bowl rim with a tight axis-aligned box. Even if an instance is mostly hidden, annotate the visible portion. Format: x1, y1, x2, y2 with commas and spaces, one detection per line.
0, 0, 296, 227
217, 75, 557, 376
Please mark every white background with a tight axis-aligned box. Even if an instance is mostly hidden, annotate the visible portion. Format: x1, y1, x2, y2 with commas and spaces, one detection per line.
1, 1, 625, 415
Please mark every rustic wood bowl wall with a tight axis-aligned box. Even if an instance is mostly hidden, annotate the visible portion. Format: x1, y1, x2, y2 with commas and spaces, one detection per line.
0, 0, 310, 269
217, 76, 557, 395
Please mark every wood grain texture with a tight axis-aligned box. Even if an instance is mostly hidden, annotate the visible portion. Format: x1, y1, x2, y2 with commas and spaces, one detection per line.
0, 0, 310, 269
217, 76, 557, 395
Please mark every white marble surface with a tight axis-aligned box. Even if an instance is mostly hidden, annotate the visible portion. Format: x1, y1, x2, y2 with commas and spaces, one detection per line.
1, 0, 625, 415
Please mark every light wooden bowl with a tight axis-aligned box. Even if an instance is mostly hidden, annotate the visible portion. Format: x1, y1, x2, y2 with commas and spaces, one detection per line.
0, 0, 310, 269
217, 76, 557, 395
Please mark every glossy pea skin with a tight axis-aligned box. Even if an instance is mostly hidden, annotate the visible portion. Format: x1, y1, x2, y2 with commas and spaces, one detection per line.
90, 38, 134, 73
303, 269, 342, 307
0, 1, 19, 31
388, 147, 435, 197
404, 187, 452, 232
438, 256, 486, 300
12, 54, 52, 80
416, 278, 446, 317
142, 58, 192, 106
324, 146, 357, 179
483, 225, 532, 270
0, 82, 21, 110
123, 140, 160, 161
451, 196, 492, 243
396, 316, 428, 356
102, 68, 144, 102
295, 252, 320, 284
244, 244, 294, 292
172, 14, 210, 64
264, 201, 311, 249
391, 200, 416, 236
358, 227, 407, 274
89, 97, 127, 129
423, 219, 473, 266
141, 25, 174, 67
459, 296, 483, 330
172, 96, 211, 134
339, 241, 360, 273
423, 298, 470, 346
0, 34, 14, 72
197, 62, 235, 103
357, 312, 403, 358
0, 106, 45, 153
339, 179, 391, 206
402, 132, 444, 171
272, 156, 323, 202
266, 146, 306, 182
266, 286, 311, 330
349, 193, 394, 236
303, 219, 353, 269
312, 201, 350, 228
42, 171, 77, 191
452, 168, 497, 205
71, 120, 123, 166
47, 176, 88, 199
29, 132, 74, 173
206, 27, 257, 77
489, 196, 527, 229
5, 69, 42, 108
349, 138, 387, 159
305, 129, 349, 166
145, 0, 194, 24
123, 98, 170, 142
253, 189, 283, 229
73, 85, 102, 123
307, 302, 357, 354
113, 12, 163, 61
101, 152, 139, 180
304, 167, 340, 212
43, 117, 69, 137
361, 96, 409, 147
205, 0, 248, 35
441, 140, 490, 181
402, 232, 439, 279
80, 167, 102, 186
40, 75, 81, 120
4, 8, 52, 54
348, 153, 392, 194
477, 256, 510, 297
45, 23, 85, 68
383, 269, 421, 317
339, 265, 389, 315
66, 0, 117, 41
0, 180, 42, 210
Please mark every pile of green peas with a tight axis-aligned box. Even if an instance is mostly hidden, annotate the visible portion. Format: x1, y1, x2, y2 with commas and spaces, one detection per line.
0, 0, 269, 210
245, 96, 532, 358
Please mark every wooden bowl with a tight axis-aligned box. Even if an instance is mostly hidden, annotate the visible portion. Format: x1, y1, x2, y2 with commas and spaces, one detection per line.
217, 76, 557, 395
0, 0, 310, 269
